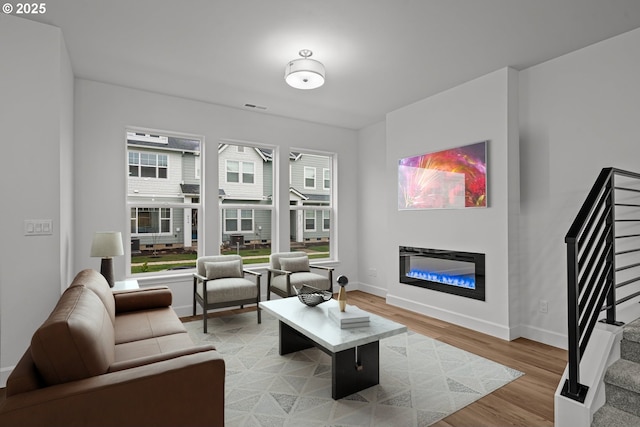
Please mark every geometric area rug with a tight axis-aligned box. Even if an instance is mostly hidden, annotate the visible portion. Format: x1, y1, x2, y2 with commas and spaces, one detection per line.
185, 311, 523, 427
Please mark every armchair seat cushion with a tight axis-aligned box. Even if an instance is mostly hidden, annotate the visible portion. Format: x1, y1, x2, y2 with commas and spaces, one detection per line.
197, 277, 258, 303
270, 272, 331, 293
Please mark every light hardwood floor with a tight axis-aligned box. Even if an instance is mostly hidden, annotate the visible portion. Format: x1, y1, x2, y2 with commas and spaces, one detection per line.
188, 290, 567, 426
345, 291, 566, 427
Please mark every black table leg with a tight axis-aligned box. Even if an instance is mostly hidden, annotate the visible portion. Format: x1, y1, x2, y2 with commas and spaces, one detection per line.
332, 341, 379, 399
278, 321, 380, 399
279, 321, 314, 355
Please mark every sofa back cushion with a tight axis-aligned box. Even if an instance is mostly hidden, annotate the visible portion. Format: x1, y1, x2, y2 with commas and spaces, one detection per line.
30, 285, 115, 386
69, 268, 116, 325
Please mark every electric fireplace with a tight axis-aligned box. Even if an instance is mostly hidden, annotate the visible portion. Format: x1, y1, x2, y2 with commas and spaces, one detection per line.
399, 246, 485, 301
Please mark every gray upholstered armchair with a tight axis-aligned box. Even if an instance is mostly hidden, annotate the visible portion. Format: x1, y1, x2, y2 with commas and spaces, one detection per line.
193, 255, 261, 332
267, 251, 334, 299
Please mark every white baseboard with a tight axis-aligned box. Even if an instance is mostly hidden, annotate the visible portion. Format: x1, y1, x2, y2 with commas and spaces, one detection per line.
520, 324, 567, 350
352, 281, 387, 298
387, 293, 513, 340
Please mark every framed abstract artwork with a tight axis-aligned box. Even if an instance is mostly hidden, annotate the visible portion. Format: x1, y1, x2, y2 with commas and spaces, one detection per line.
398, 140, 488, 210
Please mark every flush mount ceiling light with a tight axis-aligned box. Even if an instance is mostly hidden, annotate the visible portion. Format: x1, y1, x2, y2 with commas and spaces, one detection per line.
284, 49, 325, 90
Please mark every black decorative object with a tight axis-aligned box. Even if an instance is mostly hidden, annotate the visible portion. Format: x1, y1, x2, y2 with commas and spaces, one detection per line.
294, 284, 332, 307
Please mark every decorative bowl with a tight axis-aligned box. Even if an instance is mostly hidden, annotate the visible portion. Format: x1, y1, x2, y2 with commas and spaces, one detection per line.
294, 284, 332, 307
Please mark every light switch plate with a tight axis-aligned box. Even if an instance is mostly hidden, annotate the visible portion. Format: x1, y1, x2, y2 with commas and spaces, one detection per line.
24, 219, 53, 236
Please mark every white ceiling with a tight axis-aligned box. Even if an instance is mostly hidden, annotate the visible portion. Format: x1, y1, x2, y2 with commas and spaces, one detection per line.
21, 0, 640, 129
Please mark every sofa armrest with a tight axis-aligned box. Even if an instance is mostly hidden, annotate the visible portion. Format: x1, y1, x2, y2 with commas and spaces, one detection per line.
113, 286, 172, 313
0, 351, 225, 427
108, 344, 215, 372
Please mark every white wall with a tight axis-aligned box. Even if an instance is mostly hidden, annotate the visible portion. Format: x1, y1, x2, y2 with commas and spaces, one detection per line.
73, 80, 359, 316
383, 68, 520, 340
356, 121, 389, 296
518, 27, 640, 347
0, 15, 74, 385
356, 27, 640, 348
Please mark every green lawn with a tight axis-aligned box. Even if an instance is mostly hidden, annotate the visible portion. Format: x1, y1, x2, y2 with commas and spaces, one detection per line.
131, 246, 329, 274
132, 253, 198, 264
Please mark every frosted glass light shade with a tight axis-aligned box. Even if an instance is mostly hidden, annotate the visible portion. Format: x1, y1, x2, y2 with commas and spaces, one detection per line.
90, 231, 124, 258
285, 58, 325, 90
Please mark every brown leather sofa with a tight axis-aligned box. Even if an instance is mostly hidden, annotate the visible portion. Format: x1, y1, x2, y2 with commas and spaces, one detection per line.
0, 269, 225, 427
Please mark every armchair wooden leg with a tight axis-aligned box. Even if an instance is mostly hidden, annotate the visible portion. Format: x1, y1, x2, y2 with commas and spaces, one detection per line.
203, 307, 208, 333
266, 273, 272, 301
193, 278, 197, 316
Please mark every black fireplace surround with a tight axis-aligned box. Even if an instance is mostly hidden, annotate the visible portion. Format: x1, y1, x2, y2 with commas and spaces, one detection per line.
399, 246, 485, 301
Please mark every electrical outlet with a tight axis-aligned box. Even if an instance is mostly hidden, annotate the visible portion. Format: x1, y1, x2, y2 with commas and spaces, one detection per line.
539, 300, 548, 314
368, 268, 377, 277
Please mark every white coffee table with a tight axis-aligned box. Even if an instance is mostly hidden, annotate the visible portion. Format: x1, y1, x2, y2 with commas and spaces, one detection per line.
260, 297, 407, 399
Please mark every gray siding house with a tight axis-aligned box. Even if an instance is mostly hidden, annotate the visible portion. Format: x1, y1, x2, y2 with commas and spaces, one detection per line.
127, 132, 200, 253
218, 144, 331, 248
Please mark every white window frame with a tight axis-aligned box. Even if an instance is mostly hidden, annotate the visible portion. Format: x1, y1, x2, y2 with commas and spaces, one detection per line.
304, 167, 316, 189
126, 127, 203, 278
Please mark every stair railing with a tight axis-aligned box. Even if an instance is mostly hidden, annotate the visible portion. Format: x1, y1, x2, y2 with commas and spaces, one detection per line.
563, 167, 640, 402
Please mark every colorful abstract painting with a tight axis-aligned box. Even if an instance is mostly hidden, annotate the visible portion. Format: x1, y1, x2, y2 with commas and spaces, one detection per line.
398, 141, 487, 209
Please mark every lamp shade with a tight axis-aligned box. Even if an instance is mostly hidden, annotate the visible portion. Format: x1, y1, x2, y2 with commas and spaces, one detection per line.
90, 232, 124, 258
285, 50, 325, 90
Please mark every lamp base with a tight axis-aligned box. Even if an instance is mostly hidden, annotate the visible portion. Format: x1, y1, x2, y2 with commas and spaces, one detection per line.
100, 257, 115, 287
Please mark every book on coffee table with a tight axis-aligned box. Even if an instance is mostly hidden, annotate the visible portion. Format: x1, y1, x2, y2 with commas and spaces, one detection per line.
328, 305, 370, 328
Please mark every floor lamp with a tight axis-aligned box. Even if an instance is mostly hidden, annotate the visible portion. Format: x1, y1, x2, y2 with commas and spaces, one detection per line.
90, 231, 124, 287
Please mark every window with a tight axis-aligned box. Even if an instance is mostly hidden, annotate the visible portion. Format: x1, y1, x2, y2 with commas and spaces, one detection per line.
226, 160, 254, 184
219, 141, 274, 265
290, 152, 335, 260
127, 129, 202, 275
304, 167, 316, 189
305, 210, 316, 231
128, 151, 168, 178
323, 168, 330, 190
323, 210, 330, 231
224, 209, 254, 232
131, 208, 171, 234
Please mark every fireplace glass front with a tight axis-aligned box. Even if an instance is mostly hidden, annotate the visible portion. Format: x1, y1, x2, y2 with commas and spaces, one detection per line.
399, 246, 485, 301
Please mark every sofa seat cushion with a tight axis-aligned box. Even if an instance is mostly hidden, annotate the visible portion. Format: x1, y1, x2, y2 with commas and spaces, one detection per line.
30, 286, 115, 386
114, 332, 194, 362
114, 307, 186, 344
270, 272, 331, 293
196, 277, 257, 303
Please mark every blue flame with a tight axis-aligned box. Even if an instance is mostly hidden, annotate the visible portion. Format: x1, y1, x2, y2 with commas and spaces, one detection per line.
407, 269, 475, 289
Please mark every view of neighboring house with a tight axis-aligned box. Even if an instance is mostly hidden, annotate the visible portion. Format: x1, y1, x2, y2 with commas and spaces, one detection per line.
219, 143, 332, 249
127, 132, 201, 254
127, 136, 332, 257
